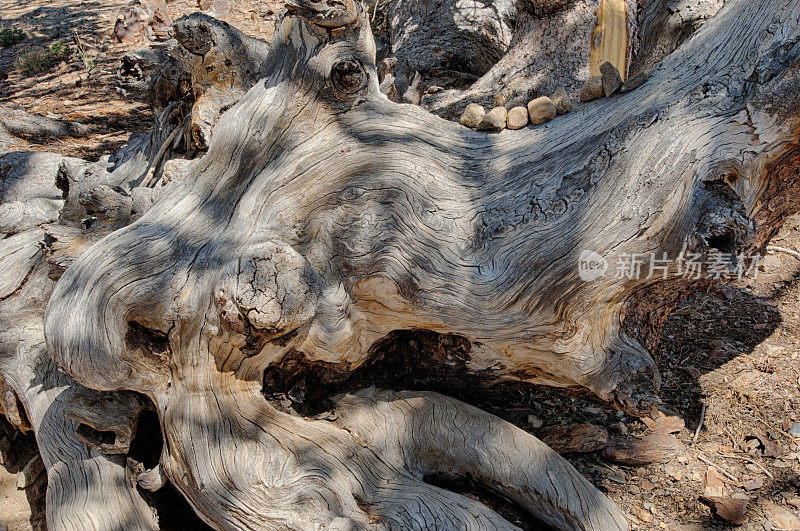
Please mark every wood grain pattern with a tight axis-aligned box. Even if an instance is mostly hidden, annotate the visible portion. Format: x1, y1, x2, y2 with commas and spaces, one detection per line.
1, 0, 793, 528
590, 0, 629, 80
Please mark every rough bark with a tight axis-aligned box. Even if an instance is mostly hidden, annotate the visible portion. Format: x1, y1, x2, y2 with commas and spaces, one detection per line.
0, 0, 798, 529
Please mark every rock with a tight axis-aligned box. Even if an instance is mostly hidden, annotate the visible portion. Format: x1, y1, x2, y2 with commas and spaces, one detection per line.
527, 97, 557, 125
704, 467, 725, 497
527, 414, 543, 429
640, 479, 656, 492
632, 505, 653, 523
621, 69, 650, 92
744, 429, 781, 458
665, 464, 683, 481
601, 434, 683, 465
477, 106, 507, 131
611, 422, 629, 436
765, 501, 800, 529
600, 61, 623, 97
743, 477, 763, 491
506, 106, 529, 130
539, 423, 608, 454
700, 496, 749, 526
788, 422, 800, 437
579, 76, 604, 102
642, 409, 685, 434
787, 496, 800, 510
550, 87, 572, 115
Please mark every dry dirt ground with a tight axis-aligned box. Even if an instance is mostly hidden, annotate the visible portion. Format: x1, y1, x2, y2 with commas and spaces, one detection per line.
1, 1, 799, 530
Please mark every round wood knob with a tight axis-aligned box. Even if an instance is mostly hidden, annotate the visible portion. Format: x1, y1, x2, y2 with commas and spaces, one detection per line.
331, 58, 367, 95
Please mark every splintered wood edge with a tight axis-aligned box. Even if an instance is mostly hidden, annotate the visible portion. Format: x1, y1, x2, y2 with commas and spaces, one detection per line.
590, 0, 628, 81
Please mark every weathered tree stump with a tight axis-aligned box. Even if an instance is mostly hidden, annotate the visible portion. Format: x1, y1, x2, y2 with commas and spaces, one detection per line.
0, 0, 798, 528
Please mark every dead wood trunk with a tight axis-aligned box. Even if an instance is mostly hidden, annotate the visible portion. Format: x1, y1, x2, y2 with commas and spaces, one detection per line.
0, 0, 797, 529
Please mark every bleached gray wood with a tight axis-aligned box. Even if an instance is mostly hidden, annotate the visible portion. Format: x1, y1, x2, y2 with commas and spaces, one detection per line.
37, 0, 800, 529
0, 235, 157, 530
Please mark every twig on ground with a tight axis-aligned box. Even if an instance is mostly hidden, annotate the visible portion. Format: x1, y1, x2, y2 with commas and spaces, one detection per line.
767, 245, 800, 261
692, 401, 706, 445
716, 454, 774, 479
697, 454, 741, 484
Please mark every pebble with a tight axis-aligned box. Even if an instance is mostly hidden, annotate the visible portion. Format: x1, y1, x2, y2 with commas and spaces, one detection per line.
527, 96, 557, 125
743, 477, 764, 491
788, 422, 800, 436
621, 69, 649, 92
527, 415, 543, 429
632, 505, 653, 523
766, 501, 800, 529
506, 106, 529, 129
477, 106, 507, 131
600, 61, 623, 97
550, 87, 572, 114
579, 75, 604, 102
460, 103, 485, 128
704, 467, 725, 498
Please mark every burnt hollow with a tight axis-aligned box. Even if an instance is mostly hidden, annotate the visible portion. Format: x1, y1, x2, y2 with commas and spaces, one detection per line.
706, 231, 738, 255
76, 424, 117, 447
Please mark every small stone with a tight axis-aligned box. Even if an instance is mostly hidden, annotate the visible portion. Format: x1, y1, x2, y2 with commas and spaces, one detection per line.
550, 87, 572, 115
620, 69, 649, 92
612, 422, 629, 436
643, 409, 685, 434
603, 468, 628, 485
788, 422, 800, 436
506, 106, 529, 129
632, 505, 653, 523
743, 477, 764, 491
527, 96, 557, 125
765, 501, 800, 529
665, 465, 683, 481
600, 61, 624, 97
477, 106, 507, 131
460, 103, 485, 128
527, 415, 543, 429
700, 496, 749, 526
640, 480, 656, 492
539, 423, 608, 454
704, 467, 725, 498
579, 76, 604, 102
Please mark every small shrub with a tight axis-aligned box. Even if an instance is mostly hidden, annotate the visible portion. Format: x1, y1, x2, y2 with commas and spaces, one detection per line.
0, 27, 25, 47
17, 41, 71, 76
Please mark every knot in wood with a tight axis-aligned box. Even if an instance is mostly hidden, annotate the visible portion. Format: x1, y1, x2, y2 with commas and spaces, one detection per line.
284, 0, 358, 29
331, 58, 367, 94
227, 241, 319, 337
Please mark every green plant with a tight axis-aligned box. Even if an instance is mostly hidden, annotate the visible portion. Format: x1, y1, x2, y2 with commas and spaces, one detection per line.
73, 34, 95, 77
16, 41, 72, 76
0, 27, 25, 47
48, 41, 72, 62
